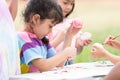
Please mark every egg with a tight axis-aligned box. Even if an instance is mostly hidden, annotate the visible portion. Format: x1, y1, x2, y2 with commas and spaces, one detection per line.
72, 18, 83, 29
80, 32, 92, 40
93, 43, 103, 48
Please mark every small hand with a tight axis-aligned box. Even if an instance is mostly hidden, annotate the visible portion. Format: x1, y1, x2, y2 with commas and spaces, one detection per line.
104, 35, 120, 50
91, 43, 107, 58
78, 39, 92, 46
67, 25, 81, 36
64, 47, 77, 59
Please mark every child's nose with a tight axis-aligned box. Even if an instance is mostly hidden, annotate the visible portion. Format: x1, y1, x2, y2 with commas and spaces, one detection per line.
49, 29, 52, 33
66, 5, 72, 11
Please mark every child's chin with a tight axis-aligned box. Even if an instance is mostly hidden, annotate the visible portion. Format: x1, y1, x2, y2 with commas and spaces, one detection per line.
38, 36, 44, 39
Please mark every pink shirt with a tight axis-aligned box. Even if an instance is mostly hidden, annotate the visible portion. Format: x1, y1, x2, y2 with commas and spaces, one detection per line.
48, 18, 83, 52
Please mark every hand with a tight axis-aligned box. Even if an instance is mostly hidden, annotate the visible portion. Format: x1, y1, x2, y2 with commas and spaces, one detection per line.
50, 29, 66, 48
104, 36, 120, 50
104, 35, 114, 44
63, 47, 77, 59
66, 25, 81, 36
78, 32, 92, 46
76, 38, 92, 47
91, 43, 107, 58
56, 30, 66, 42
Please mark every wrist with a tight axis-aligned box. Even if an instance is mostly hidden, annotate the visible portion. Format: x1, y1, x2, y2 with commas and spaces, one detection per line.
104, 50, 111, 58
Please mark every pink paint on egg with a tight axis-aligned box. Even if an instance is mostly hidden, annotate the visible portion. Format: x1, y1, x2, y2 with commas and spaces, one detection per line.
72, 18, 83, 29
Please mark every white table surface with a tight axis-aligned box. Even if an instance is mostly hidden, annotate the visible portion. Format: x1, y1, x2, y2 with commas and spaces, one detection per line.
9, 61, 114, 80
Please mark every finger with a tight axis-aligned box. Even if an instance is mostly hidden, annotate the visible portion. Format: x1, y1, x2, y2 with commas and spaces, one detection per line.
91, 53, 97, 58
108, 36, 115, 40
91, 48, 96, 52
92, 45, 99, 49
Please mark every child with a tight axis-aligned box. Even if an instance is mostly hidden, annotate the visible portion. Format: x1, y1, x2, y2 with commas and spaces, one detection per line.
0, 0, 20, 80
91, 35, 120, 64
18, 0, 77, 73
48, 0, 92, 65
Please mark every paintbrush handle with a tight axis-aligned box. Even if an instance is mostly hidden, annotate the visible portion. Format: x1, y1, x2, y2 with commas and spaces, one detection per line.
113, 34, 120, 39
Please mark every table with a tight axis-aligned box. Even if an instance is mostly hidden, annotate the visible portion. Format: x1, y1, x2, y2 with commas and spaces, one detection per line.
9, 61, 114, 80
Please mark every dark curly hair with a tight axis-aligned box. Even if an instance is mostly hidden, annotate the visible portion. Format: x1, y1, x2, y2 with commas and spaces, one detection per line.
23, 0, 63, 45
23, 0, 63, 24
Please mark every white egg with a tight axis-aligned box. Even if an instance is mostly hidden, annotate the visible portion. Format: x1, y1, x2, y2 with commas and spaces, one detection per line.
93, 43, 103, 48
80, 32, 92, 40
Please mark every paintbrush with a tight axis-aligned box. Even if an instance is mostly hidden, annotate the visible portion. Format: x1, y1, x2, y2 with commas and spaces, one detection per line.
112, 34, 120, 39
102, 34, 120, 45
66, 59, 69, 66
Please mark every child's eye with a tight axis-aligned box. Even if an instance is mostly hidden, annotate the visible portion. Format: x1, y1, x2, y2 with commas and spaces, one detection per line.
49, 26, 53, 28
63, 1, 68, 5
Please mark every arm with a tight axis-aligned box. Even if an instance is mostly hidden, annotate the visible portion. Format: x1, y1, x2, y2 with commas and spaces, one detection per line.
8, 0, 18, 20
75, 37, 91, 54
63, 32, 73, 49
32, 47, 76, 72
75, 32, 92, 54
91, 44, 120, 64
104, 51, 120, 64
50, 30, 65, 48
75, 38, 83, 54
105, 62, 120, 80
106, 40, 120, 50
63, 25, 79, 49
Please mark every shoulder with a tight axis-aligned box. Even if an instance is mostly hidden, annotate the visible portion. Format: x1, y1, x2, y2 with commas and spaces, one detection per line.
17, 31, 32, 42
47, 43, 53, 49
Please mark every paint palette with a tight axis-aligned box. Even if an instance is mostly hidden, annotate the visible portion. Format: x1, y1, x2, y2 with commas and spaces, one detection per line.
94, 61, 114, 67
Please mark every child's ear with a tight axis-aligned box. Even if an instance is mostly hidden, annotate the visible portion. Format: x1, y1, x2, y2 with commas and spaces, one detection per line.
32, 14, 40, 24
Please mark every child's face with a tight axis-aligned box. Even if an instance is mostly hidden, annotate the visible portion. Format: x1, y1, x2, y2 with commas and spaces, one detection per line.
33, 18, 55, 39
58, 0, 74, 17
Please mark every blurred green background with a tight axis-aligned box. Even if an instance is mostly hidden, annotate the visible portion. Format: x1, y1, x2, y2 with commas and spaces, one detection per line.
14, 0, 120, 63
